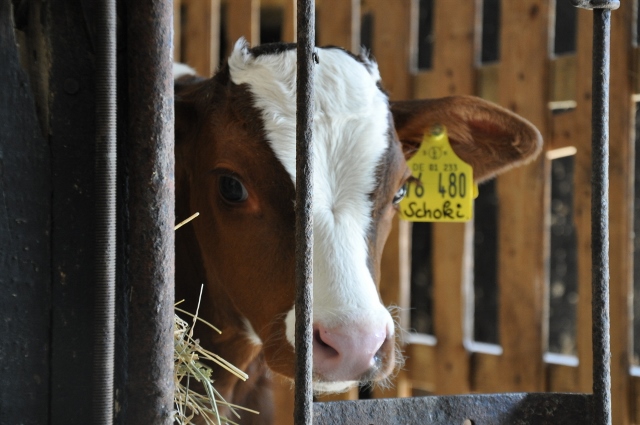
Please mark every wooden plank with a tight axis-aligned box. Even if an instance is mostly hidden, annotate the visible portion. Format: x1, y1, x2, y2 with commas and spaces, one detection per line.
494, 106, 549, 393
550, 54, 577, 104
369, 0, 416, 101
547, 363, 579, 393
496, 0, 550, 392
471, 352, 504, 393
431, 221, 473, 394
477, 63, 499, 103
430, 0, 478, 96
550, 109, 576, 150
607, 4, 634, 424
412, 70, 434, 100
317, 0, 360, 52
281, 0, 296, 42
226, 0, 260, 56
181, 0, 220, 76
406, 343, 436, 392
427, 0, 478, 395
574, 8, 594, 397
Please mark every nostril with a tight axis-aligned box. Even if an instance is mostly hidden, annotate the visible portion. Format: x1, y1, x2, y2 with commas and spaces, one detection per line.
372, 337, 391, 366
313, 328, 327, 347
314, 327, 339, 357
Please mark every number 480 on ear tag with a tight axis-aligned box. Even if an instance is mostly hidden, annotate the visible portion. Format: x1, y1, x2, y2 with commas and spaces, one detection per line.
399, 124, 478, 222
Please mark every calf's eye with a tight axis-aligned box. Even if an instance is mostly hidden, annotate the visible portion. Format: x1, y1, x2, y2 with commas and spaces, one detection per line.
393, 184, 407, 205
219, 175, 248, 203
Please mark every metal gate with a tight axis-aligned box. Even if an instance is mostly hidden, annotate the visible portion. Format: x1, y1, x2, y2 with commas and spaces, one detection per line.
297, 0, 617, 424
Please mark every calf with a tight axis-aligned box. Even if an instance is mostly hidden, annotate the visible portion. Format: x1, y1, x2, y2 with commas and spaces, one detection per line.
174, 40, 541, 424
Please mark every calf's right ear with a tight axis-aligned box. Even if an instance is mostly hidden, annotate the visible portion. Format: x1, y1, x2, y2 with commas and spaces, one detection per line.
390, 96, 543, 183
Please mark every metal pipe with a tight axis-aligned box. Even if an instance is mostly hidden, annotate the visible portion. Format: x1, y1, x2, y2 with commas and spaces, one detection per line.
126, 1, 175, 423
589, 9, 613, 424
93, 0, 117, 423
295, 1, 316, 424
572, 1, 619, 424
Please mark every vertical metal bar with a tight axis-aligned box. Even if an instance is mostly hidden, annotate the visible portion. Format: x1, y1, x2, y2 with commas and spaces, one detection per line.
126, 1, 175, 423
93, 0, 117, 423
572, 1, 619, 424
295, 1, 315, 424
590, 8, 613, 424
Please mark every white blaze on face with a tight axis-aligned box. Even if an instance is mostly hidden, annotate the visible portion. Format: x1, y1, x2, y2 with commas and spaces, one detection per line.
228, 40, 394, 371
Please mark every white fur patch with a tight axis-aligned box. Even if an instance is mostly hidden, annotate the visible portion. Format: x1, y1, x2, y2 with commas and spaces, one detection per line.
173, 62, 196, 79
242, 317, 263, 346
228, 39, 394, 372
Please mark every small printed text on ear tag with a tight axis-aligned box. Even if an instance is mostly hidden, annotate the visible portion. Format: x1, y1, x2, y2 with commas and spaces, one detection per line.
399, 124, 478, 222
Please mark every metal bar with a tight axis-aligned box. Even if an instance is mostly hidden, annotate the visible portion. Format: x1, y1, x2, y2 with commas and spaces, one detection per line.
314, 393, 594, 424
126, 0, 175, 423
590, 8, 613, 425
93, 0, 117, 423
295, 1, 315, 424
571, 1, 619, 424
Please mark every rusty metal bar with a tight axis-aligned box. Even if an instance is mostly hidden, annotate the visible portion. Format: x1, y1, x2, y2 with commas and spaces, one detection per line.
295, 0, 315, 424
589, 8, 613, 425
126, 1, 175, 423
93, 0, 117, 423
571, 1, 619, 424
314, 393, 594, 424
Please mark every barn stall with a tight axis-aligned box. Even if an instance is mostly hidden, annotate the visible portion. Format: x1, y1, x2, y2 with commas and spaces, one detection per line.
172, 1, 639, 424
0, 0, 638, 424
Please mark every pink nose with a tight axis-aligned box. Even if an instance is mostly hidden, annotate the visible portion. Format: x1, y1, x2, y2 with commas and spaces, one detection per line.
313, 323, 387, 381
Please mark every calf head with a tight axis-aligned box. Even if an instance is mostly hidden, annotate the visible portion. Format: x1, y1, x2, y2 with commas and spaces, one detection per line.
175, 40, 541, 393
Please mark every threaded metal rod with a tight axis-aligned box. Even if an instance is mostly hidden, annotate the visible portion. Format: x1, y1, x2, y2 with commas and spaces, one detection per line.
93, 0, 117, 423
294, 0, 315, 424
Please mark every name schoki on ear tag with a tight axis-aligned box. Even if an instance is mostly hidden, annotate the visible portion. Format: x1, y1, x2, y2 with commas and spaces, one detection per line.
399, 124, 478, 222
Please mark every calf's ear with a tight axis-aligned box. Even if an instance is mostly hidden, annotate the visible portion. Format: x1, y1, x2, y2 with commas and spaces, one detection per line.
174, 74, 207, 145
390, 96, 543, 182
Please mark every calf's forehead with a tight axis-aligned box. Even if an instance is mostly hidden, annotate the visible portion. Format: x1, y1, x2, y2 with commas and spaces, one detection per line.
227, 42, 393, 191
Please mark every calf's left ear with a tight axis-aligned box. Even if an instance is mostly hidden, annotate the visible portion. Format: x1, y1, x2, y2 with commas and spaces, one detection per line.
390, 95, 543, 182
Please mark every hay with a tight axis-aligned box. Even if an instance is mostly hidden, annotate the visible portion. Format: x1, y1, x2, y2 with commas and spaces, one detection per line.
174, 299, 259, 424
174, 213, 258, 424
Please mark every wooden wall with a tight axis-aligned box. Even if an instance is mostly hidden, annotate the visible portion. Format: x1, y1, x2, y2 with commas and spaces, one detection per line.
173, 1, 640, 424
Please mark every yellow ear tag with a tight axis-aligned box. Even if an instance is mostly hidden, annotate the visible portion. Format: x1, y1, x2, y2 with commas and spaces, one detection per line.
399, 124, 479, 222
